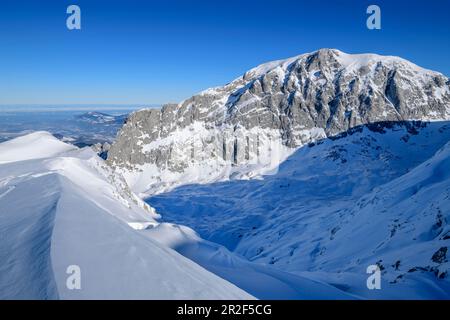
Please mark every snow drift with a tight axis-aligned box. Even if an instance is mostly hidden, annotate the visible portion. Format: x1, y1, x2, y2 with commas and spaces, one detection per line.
0, 132, 253, 299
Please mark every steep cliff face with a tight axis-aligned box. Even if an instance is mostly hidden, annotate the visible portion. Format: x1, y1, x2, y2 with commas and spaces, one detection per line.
107, 49, 450, 195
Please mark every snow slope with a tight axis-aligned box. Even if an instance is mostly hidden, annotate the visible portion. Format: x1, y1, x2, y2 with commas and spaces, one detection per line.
108, 49, 450, 196
0, 131, 76, 164
143, 223, 357, 299
75, 111, 127, 125
0, 132, 253, 299
148, 121, 450, 299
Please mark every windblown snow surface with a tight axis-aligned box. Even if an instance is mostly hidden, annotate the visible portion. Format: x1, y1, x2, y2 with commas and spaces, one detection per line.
2, 124, 450, 299
148, 121, 450, 299
0, 132, 254, 299
0, 133, 370, 299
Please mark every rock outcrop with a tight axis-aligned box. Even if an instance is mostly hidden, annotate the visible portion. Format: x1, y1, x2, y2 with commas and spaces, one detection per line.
107, 49, 450, 195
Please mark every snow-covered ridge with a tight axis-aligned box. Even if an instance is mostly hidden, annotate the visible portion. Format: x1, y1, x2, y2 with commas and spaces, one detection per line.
243, 49, 437, 80
108, 48, 450, 196
0, 131, 77, 164
0, 132, 253, 299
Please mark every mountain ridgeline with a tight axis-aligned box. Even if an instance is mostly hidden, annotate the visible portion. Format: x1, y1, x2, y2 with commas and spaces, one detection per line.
107, 49, 450, 195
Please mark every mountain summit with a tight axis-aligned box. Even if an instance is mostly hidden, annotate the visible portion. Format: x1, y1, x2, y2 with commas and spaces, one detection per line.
107, 49, 450, 195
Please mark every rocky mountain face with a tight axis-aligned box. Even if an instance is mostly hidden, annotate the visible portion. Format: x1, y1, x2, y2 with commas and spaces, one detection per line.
107, 49, 450, 195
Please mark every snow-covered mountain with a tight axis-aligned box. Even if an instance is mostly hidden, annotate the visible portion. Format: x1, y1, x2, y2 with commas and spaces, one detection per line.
75, 111, 127, 125
0, 132, 77, 164
148, 121, 450, 299
0, 132, 253, 299
0, 131, 359, 299
107, 49, 450, 196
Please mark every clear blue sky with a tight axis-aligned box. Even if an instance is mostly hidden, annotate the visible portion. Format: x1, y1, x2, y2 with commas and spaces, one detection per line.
0, 0, 449, 105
